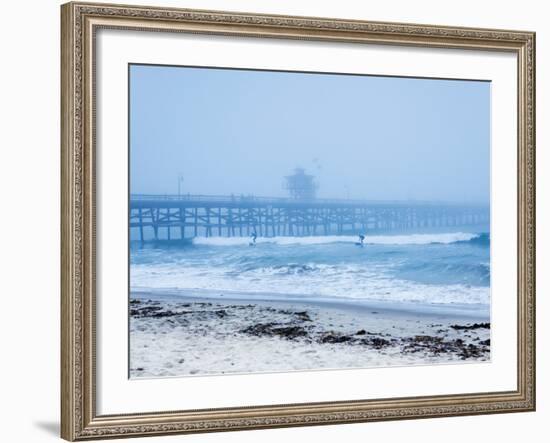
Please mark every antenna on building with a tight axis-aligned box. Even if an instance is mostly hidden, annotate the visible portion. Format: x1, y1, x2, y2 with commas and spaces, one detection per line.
177, 174, 184, 197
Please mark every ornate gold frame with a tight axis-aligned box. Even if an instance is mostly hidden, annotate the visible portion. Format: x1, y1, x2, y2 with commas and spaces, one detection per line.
61, 2, 536, 440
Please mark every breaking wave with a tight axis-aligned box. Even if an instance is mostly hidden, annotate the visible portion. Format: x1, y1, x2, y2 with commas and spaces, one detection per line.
192, 232, 481, 247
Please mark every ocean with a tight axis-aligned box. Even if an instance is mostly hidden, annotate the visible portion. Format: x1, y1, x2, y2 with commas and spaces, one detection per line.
130, 228, 490, 311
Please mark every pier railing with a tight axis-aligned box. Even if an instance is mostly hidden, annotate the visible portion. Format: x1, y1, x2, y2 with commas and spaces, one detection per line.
130, 194, 485, 207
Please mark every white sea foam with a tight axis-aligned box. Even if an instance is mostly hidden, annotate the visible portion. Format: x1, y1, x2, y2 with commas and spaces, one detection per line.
192, 232, 479, 247
130, 260, 490, 306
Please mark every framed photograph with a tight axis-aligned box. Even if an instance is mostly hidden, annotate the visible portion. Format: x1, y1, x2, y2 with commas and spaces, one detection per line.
61, 2, 536, 440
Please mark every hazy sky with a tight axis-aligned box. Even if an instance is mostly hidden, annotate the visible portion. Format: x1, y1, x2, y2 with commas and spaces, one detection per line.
130, 64, 490, 203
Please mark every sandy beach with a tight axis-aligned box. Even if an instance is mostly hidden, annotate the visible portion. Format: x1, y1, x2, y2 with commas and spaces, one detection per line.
129, 290, 490, 378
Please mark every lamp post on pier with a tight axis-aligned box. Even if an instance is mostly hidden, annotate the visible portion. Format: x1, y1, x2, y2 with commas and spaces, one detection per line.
177, 174, 184, 198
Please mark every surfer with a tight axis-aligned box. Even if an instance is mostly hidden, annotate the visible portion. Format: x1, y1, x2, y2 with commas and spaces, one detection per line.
356, 234, 365, 247
249, 230, 257, 246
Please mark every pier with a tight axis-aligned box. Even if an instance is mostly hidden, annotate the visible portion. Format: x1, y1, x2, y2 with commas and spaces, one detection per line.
129, 194, 490, 241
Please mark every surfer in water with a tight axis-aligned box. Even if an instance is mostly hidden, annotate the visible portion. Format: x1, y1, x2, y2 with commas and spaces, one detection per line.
356, 234, 365, 247
249, 230, 257, 246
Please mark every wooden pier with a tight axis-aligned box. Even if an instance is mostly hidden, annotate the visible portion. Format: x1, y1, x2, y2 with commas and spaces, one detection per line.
129, 194, 489, 241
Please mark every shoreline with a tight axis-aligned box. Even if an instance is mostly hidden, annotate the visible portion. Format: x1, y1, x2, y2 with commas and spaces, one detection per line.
131, 288, 490, 320
130, 289, 490, 378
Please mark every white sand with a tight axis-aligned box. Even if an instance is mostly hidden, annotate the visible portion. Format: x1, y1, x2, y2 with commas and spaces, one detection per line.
129, 291, 490, 378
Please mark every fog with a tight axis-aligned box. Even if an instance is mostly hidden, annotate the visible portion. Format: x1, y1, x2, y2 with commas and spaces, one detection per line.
130, 64, 490, 203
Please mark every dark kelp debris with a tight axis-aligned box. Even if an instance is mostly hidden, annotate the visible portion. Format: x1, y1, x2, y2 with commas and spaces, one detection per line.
450, 323, 490, 331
